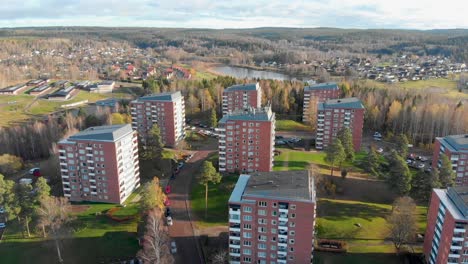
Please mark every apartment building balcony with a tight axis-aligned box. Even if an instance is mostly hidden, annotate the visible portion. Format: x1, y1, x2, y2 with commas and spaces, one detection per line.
91, 192, 97, 195
60, 169, 69, 173
278, 225, 288, 232
451, 245, 463, 251
89, 178, 96, 183
277, 259, 287, 264
449, 254, 460, 258
59, 149, 66, 153
63, 187, 71, 191
454, 228, 466, 233
60, 162, 67, 166
64, 193, 71, 197
229, 232, 241, 240
229, 223, 241, 232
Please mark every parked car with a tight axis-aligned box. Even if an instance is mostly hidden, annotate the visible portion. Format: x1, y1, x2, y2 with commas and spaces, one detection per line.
376, 147, 384, 154
166, 216, 173, 226
0, 206, 5, 214
406, 159, 413, 164
373, 137, 382, 141
0, 223, 5, 229
425, 167, 433, 173
418, 156, 429, 162
29, 168, 40, 175
170, 241, 177, 254
165, 207, 172, 217
165, 185, 171, 194
417, 163, 425, 169
164, 197, 171, 206
374, 132, 382, 138
19, 178, 33, 185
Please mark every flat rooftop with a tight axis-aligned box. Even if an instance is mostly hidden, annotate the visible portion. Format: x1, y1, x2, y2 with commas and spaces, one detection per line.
64, 124, 133, 142
318, 97, 364, 110
136, 91, 182, 102
304, 82, 338, 91
438, 134, 468, 152
436, 187, 468, 219
229, 170, 315, 203
219, 107, 274, 123
225, 83, 259, 92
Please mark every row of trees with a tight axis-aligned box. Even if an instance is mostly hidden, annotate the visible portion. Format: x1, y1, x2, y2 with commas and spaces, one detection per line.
0, 174, 73, 262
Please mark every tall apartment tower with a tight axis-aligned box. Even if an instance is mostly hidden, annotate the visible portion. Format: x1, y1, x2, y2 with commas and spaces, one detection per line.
130, 91, 185, 147
217, 107, 275, 173
316, 97, 365, 151
228, 171, 316, 264
58, 124, 140, 204
432, 135, 468, 186
302, 82, 341, 123
424, 187, 468, 264
222, 83, 262, 116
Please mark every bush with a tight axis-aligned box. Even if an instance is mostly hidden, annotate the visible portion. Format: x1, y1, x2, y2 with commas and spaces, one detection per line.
0, 154, 23, 175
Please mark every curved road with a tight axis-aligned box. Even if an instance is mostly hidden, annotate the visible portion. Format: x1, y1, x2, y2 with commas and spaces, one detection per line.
167, 150, 214, 264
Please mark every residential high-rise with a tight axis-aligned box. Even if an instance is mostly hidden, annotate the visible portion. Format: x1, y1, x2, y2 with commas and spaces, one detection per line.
316, 97, 365, 151
217, 107, 275, 173
130, 91, 185, 147
222, 83, 262, 116
58, 124, 140, 204
228, 170, 316, 264
423, 187, 468, 264
302, 82, 341, 123
432, 135, 468, 186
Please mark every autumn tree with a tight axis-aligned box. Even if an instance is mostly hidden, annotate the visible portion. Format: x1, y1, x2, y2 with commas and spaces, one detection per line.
140, 177, 166, 212
394, 134, 409, 158
210, 108, 218, 128
15, 183, 35, 237
0, 174, 19, 222
387, 150, 412, 195
439, 154, 455, 188
337, 127, 355, 161
35, 177, 51, 203
387, 196, 417, 253
0, 154, 23, 175
36, 196, 73, 263
137, 208, 174, 264
324, 139, 346, 177
111, 113, 126, 125
199, 161, 221, 219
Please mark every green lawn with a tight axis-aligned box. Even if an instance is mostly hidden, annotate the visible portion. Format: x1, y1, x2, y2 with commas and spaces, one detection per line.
0, 194, 141, 264
275, 120, 313, 132
191, 174, 239, 227
314, 252, 402, 264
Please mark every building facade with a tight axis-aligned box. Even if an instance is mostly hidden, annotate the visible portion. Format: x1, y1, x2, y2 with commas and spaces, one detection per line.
130, 92, 185, 147
58, 124, 140, 204
222, 83, 262, 116
217, 107, 275, 173
424, 187, 468, 264
432, 135, 468, 186
228, 171, 316, 264
302, 82, 341, 123
316, 97, 365, 151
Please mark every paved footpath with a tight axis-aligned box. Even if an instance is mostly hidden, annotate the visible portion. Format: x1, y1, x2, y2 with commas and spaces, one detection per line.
168, 150, 214, 264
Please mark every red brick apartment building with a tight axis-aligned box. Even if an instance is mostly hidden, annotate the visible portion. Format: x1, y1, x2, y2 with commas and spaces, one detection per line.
316, 97, 365, 151
433, 135, 468, 186
58, 124, 140, 204
424, 187, 468, 264
222, 83, 262, 116
228, 170, 316, 264
130, 92, 186, 147
217, 107, 275, 173
302, 82, 341, 123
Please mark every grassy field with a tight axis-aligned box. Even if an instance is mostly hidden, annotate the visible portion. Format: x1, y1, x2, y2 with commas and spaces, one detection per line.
191, 174, 239, 227
0, 194, 141, 264
275, 119, 314, 132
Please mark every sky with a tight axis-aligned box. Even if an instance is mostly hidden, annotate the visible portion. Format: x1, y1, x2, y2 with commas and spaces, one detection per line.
1, 0, 467, 30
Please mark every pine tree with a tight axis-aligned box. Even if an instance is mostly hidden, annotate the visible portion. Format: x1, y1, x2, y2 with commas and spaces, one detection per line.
199, 161, 221, 219
210, 108, 218, 128
395, 134, 409, 158
337, 127, 355, 161
366, 146, 381, 177
141, 124, 164, 160
325, 139, 346, 177
439, 154, 455, 188
387, 150, 412, 195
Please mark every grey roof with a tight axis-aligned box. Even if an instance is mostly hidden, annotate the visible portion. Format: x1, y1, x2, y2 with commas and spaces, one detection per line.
136, 91, 182, 102
318, 97, 365, 110
438, 134, 468, 152
219, 107, 274, 123
67, 124, 133, 142
447, 186, 468, 218
224, 83, 259, 92
229, 170, 316, 203
96, 98, 120, 107
304, 82, 339, 91
1, 84, 27, 92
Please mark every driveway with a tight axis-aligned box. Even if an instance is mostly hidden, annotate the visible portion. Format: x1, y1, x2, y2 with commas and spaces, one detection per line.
167, 149, 215, 264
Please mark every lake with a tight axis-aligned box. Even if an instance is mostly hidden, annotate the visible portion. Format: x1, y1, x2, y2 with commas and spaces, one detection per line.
212, 65, 295, 81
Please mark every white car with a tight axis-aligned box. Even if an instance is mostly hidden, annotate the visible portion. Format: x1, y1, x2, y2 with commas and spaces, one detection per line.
0, 223, 5, 229
0, 207, 5, 214
170, 241, 177, 254
418, 163, 425, 169
29, 168, 40, 175
167, 216, 173, 226
376, 148, 384, 153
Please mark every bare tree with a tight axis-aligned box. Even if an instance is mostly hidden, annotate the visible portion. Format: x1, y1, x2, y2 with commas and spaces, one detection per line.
210, 249, 228, 264
387, 196, 417, 253
137, 209, 174, 264
36, 196, 73, 263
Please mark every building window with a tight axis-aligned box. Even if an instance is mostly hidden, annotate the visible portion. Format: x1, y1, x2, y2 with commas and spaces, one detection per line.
289, 222, 296, 227
258, 201, 267, 207
243, 232, 252, 238
243, 206, 252, 213
291, 213, 296, 218
243, 215, 252, 221
271, 228, 277, 234
272, 211, 277, 216
258, 209, 266, 216
258, 227, 267, 233
290, 204, 296, 210
243, 224, 252, 230
258, 244, 267, 250
258, 218, 267, 224
271, 220, 277, 225
243, 249, 252, 255
289, 231, 295, 236
272, 202, 277, 208
289, 239, 295, 244
243, 257, 251, 262
257, 252, 266, 258
243, 240, 252, 246
258, 235, 267, 241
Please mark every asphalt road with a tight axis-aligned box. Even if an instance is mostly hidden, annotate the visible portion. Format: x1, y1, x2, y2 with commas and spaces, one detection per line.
167, 150, 214, 264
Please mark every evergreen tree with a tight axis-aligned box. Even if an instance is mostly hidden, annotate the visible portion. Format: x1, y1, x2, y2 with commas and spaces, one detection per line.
337, 127, 355, 161
34, 177, 51, 203
325, 139, 346, 177
439, 154, 455, 188
15, 183, 35, 237
387, 150, 412, 195
141, 124, 164, 160
210, 108, 218, 128
395, 134, 409, 158
199, 161, 221, 219
0, 174, 19, 222
366, 146, 381, 177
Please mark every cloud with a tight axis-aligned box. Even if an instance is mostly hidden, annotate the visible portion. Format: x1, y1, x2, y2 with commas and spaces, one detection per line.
0, 0, 467, 29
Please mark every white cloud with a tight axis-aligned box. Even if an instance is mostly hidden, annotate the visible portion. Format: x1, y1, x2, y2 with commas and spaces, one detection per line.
0, 0, 467, 29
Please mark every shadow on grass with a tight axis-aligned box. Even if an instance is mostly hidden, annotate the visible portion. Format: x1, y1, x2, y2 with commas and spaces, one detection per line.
0, 231, 139, 264
313, 251, 423, 264
317, 200, 389, 222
